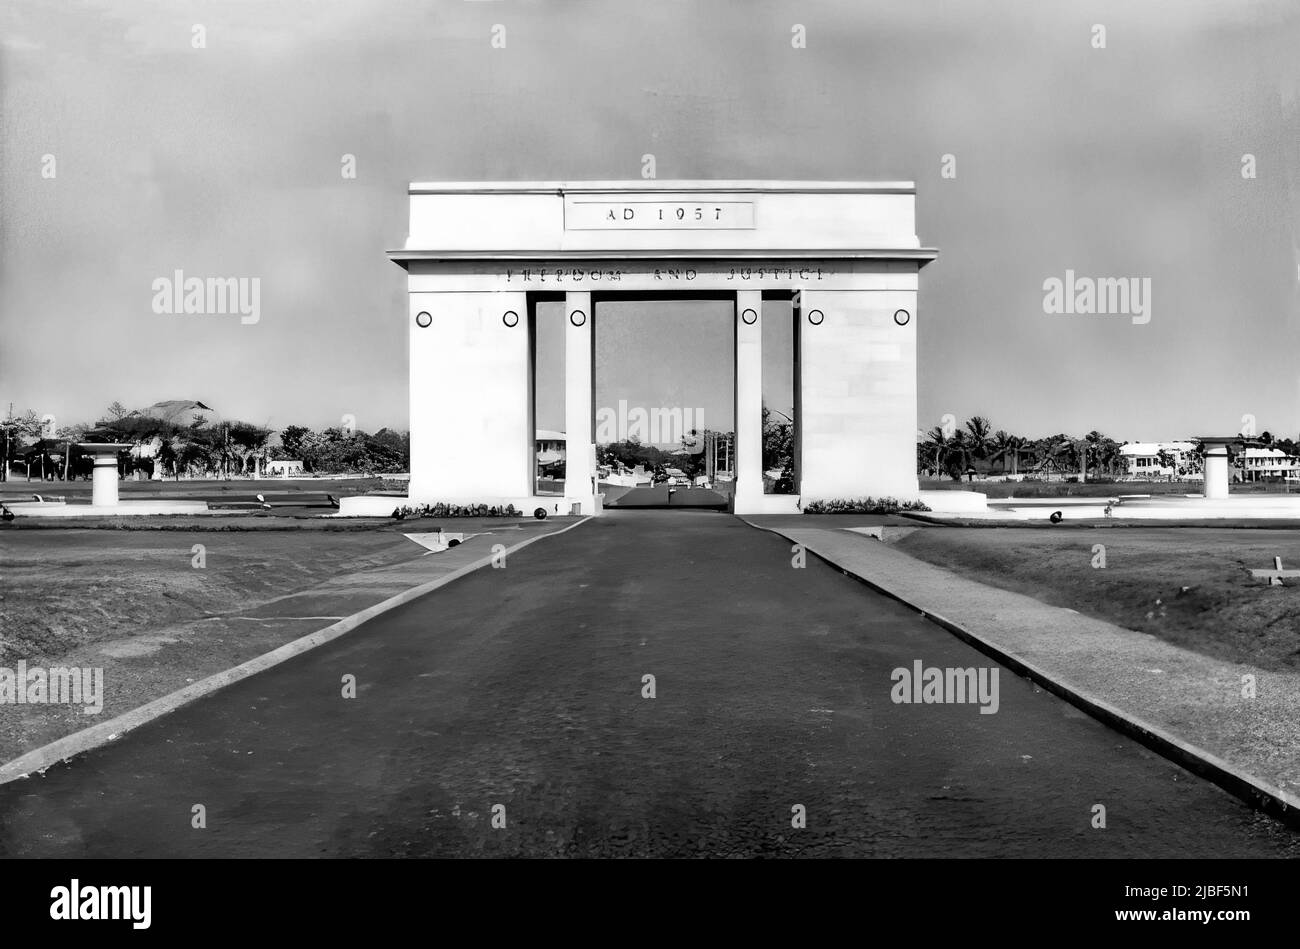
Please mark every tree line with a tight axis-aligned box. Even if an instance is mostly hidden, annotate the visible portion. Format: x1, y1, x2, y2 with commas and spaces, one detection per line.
919, 415, 1298, 482
0, 403, 410, 481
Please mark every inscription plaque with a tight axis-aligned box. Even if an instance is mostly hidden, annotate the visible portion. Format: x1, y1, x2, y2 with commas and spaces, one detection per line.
565, 197, 756, 230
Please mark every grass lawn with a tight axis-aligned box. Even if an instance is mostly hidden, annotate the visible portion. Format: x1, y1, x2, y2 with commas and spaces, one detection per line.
0, 530, 419, 664
893, 527, 1300, 672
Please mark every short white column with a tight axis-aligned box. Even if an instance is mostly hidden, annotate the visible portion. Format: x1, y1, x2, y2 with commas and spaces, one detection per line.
733, 290, 764, 511
565, 291, 596, 511
91, 453, 120, 507
1204, 447, 1229, 499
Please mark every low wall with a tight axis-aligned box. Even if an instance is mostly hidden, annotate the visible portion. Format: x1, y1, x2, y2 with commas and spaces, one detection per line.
916, 490, 988, 513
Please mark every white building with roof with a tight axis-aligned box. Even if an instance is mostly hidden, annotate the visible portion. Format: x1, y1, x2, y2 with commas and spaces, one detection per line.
1118, 441, 1200, 479
1236, 447, 1300, 481
536, 429, 566, 467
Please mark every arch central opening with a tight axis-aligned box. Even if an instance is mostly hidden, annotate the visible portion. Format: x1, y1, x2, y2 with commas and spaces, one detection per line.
594, 294, 734, 509
530, 290, 797, 509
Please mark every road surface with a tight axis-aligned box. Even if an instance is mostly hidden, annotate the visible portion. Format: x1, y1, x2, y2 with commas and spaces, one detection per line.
1, 511, 1296, 857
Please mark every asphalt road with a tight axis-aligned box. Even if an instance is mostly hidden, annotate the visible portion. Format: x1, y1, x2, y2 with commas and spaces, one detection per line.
1, 510, 1297, 857
605, 484, 728, 508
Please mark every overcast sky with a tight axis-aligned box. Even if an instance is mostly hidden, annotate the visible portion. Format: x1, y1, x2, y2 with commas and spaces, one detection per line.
2, 0, 1298, 442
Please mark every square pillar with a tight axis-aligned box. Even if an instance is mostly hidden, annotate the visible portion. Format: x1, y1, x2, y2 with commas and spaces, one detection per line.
408, 290, 531, 502
798, 288, 919, 502
565, 291, 596, 507
733, 290, 764, 510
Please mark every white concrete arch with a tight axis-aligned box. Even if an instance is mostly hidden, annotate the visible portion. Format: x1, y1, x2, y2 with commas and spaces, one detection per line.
385, 181, 938, 517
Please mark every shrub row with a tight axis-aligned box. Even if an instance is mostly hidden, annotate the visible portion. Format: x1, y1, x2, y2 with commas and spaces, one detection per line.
393, 503, 522, 519
802, 496, 931, 514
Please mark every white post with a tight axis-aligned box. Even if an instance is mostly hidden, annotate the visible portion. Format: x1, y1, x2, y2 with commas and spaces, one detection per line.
565, 291, 596, 513
734, 290, 764, 512
1204, 446, 1229, 499
91, 453, 120, 507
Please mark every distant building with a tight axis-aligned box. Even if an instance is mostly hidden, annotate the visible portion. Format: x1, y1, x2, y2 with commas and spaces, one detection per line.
1118, 441, 1199, 479
536, 430, 565, 466
135, 399, 221, 428
118, 401, 222, 479
600, 464, 652, 488
1235, 447, 1300, 482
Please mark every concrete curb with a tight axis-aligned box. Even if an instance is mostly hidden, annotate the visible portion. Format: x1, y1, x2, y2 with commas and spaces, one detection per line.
0, 516, 592, 785
741, 517, 1300, 831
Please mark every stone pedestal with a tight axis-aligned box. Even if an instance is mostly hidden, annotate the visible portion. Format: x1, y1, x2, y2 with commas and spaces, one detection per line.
1203, 447, 1230, 499
1195, 437, 1249, 502
77, 443, 132, 507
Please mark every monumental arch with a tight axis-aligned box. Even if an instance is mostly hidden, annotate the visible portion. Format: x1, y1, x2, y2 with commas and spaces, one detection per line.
387, 181, 938, 517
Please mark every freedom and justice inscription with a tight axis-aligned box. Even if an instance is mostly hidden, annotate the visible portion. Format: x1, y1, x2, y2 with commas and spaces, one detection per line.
503, 264, 829, 284
403, 260, 915, 293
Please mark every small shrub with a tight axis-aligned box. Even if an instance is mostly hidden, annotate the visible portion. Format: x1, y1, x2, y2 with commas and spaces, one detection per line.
802, 496, 931, 515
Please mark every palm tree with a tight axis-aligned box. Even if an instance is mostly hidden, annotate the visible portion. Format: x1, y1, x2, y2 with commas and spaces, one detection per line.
988, 430, 1024, 476
1064, 438, 1087, 479
964, 416, 992, 466
1036, 434, 1073, 481
1012, 435, 1029, 474
1084, 430, 1106, 479
946, 430, 973, 481
227, 422, 273, 477
919, 425, 950, 478
177, 439, 210, 479
157, 438, 177, 479
1095, 437, 1121, 478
